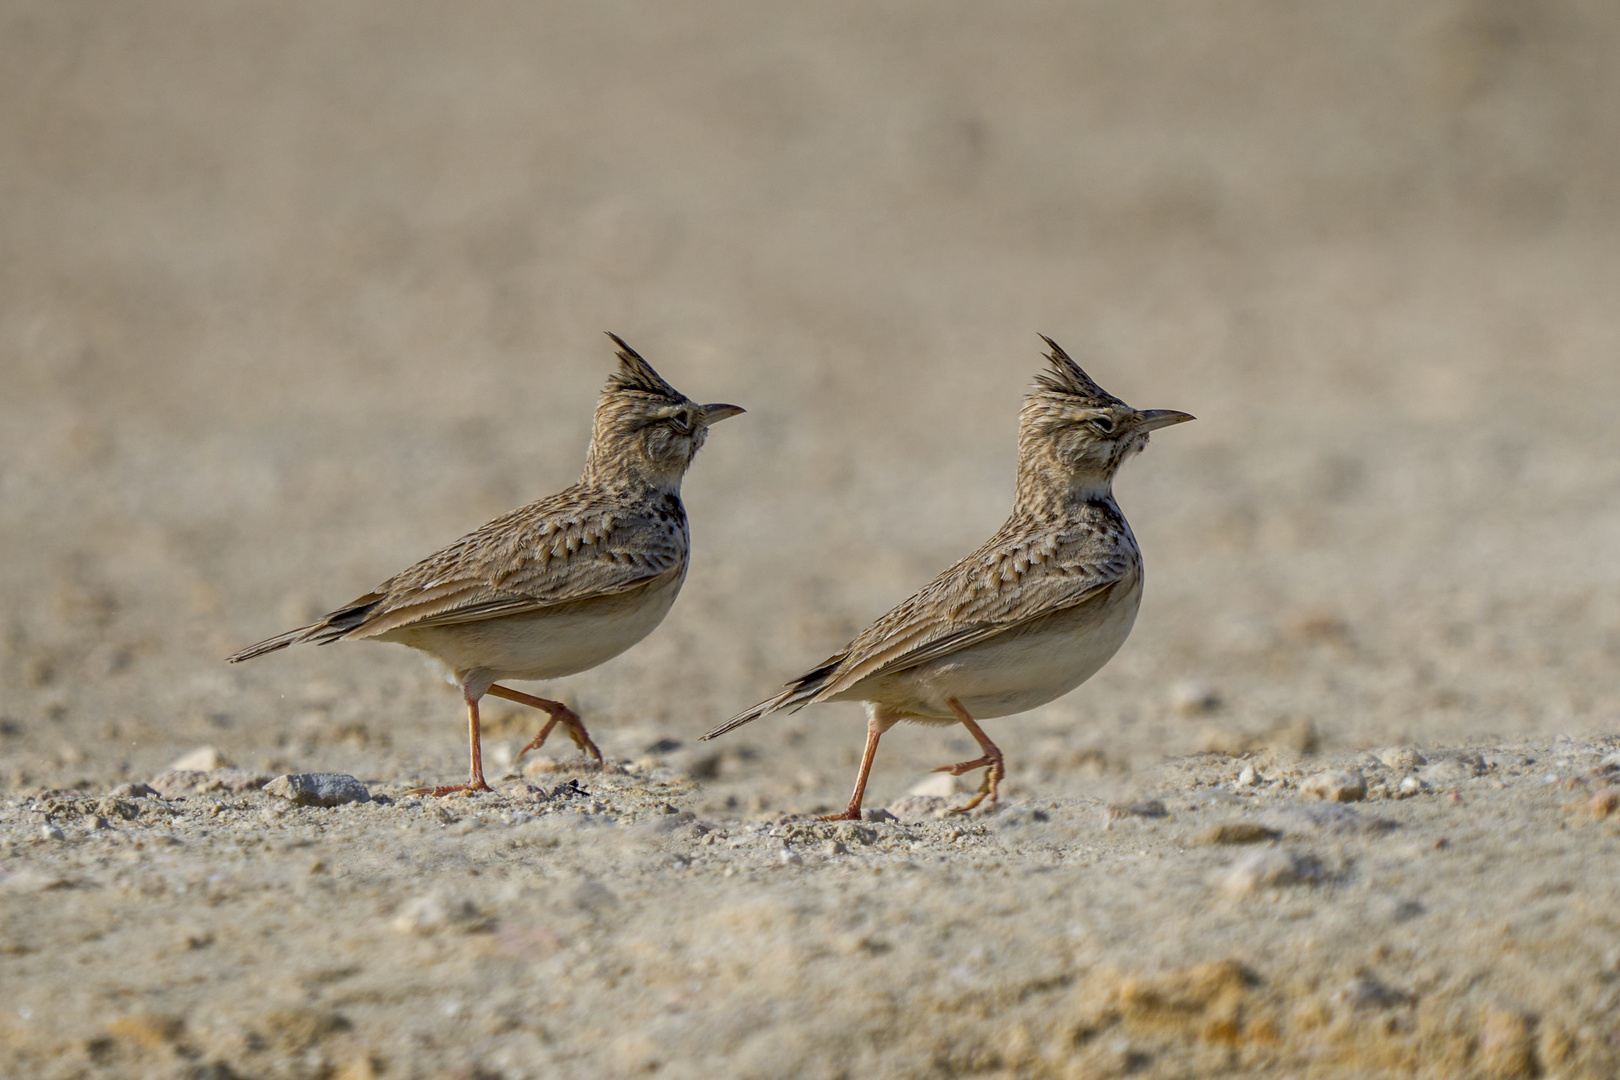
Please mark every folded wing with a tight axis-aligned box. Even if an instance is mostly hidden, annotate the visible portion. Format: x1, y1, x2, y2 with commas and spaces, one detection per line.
702, 514, 1133, 738
806, 518, 1133, 701
228, 487, 685, 661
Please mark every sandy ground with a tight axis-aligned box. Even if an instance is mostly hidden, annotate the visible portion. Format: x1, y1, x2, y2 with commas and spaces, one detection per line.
4, 3, 1620, 1077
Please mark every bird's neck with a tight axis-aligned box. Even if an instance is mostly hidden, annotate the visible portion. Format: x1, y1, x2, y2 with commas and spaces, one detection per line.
581, 451, 682, 498
1012, 458, 1116, 519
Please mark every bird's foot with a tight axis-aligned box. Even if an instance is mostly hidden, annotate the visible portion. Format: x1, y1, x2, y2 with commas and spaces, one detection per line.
408, 779, 494, 797
813, 809, 863, 822
931, 753, 1004, 814
513, 707, 602, 767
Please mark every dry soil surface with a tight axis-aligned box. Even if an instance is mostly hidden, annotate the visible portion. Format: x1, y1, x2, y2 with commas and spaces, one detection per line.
4, 3, 1620, 1078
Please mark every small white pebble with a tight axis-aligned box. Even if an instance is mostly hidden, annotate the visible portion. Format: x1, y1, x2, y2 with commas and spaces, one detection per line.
779, 847, 803, 866
40, 823, 66, 842
1170, 680, 1221, 715
1237, 766, 1258, 787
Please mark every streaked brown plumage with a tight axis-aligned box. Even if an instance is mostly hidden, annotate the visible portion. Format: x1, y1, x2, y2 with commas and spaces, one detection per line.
704, 336, 1191, 819
230, 335, 743, 795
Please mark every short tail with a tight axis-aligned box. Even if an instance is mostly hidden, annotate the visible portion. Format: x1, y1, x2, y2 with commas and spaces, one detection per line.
701, 656, 842, 740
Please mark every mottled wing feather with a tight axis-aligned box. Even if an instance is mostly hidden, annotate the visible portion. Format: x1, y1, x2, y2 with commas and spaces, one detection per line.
806, 516, 1135, 702
335, 485, 687, 640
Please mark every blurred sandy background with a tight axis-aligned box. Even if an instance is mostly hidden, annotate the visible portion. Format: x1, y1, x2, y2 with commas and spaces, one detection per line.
4, 3, 1620, 1077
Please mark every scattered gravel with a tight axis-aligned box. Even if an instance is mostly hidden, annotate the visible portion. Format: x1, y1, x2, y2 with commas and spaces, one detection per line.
149, 768, 272, 798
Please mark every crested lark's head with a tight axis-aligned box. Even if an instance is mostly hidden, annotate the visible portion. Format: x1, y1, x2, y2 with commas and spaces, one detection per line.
583, 334, 744, 491
1015, 335, 1193, 510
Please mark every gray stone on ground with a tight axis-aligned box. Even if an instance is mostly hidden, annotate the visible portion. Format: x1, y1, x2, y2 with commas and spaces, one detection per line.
264, 773, 370, 807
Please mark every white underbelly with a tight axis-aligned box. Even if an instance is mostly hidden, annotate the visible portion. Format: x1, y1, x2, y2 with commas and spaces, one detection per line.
382, 570, 684, 683
848, 579, 1142, 721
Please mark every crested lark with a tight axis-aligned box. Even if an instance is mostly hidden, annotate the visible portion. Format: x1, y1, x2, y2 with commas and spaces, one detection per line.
229, 335, 743, 795
703, 337, 1190, 819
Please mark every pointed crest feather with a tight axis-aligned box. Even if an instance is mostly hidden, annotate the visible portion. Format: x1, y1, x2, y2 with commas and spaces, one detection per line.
1032, 334, 1121, 405
604, 332, 683, 400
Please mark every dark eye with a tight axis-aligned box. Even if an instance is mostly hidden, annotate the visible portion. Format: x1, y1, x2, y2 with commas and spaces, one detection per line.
1089, 416, 1115, 434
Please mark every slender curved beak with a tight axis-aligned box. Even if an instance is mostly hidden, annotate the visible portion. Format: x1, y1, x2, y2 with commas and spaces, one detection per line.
1134, 409, 1195, 432
700, 403, 746, 425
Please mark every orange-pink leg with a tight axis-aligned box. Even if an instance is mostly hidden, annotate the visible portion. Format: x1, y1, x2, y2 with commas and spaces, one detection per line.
931, 699, 1005, 813
410, 694, 494, 796
816, 715, 888, 822
485, 683, 603, 765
